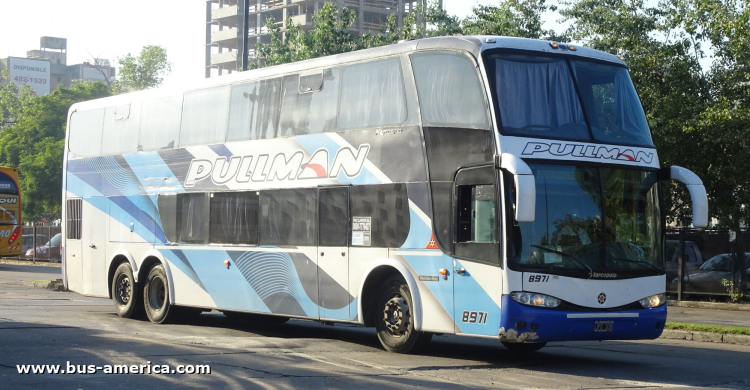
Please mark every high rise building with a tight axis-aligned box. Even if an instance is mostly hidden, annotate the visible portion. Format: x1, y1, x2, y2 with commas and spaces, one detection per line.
205, 0, 424, 78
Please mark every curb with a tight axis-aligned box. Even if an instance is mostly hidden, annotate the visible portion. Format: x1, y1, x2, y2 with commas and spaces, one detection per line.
668, 300, 750, 312
0, 258, 61, 268
660, 329, 750, 346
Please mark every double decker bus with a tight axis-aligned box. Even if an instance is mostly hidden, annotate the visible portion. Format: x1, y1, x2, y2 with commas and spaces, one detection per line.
0, 167, 21, 256
62, 36, 708, 353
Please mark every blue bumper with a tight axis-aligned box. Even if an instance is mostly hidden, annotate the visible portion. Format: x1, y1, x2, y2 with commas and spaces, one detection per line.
499, 295, 667, 343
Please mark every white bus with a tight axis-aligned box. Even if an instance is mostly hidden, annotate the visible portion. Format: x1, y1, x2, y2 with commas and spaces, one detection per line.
62, 36, 708, 353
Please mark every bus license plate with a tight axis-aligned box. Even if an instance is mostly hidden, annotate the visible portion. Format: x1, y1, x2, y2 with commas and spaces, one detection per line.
594, 321, 613, 332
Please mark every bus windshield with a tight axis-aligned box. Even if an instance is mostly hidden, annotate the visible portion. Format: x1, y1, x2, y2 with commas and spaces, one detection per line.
510, 164, 663, 278
487, 53, 653, 147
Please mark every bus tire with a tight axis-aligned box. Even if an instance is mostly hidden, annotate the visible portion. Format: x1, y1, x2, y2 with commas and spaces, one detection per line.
501, 341, 546, 352
374, 275, 432, 353
143, 264, 177, 324
111, 262, 143, 319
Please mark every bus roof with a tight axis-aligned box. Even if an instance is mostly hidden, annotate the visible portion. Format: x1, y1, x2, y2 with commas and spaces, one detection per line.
68, 35, 625, 114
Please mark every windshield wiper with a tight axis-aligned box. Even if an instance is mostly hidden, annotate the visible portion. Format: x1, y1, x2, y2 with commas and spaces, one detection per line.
528, 244, 593, 276
611, 257, 662, 273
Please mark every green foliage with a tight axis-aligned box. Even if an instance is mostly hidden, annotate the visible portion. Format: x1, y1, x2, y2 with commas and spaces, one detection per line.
462, 0, 558, 39
721, 278, 745, 303
0, 68, 36, 127
0, 82, 111, 221
114, 45, 172, 92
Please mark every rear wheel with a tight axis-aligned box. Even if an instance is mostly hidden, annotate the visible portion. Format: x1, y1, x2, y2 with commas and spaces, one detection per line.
501, 341, 547, 352
111, 263, 143, 318
143, 264, 179, 324
374, 275, 432, 353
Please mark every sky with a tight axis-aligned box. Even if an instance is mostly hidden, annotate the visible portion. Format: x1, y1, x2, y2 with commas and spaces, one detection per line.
0, 1, 557, 89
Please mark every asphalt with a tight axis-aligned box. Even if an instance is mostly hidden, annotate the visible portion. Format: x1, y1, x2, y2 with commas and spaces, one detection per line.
1, 262, 748, 330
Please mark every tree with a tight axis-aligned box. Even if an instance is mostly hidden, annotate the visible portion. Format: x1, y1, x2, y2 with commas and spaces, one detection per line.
461, 0, 559, 39
561, 0, 750, 293
0, 82, 111, 221
0, 68, 36, 128
114, 45, 172, 92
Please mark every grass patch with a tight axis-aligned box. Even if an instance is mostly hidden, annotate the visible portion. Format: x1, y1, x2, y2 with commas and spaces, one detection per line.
665, 322, 750, 336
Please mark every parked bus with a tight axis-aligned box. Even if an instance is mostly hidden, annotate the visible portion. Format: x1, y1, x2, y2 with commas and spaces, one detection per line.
62, 36, 708, 353
0, 167, 21, 256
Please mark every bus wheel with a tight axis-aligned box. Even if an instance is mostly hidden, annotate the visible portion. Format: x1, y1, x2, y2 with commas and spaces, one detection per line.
143, 264, 177, 324
375, 275, 432, 353
112, 263, 143, 318
501, 341, 547, 352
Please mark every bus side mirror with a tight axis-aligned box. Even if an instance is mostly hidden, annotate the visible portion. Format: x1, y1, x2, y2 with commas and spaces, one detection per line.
496, 153, 535, 222
669, 166, 708, 228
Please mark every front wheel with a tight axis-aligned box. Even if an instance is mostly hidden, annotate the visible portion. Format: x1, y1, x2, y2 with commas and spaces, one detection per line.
374, 275, 432, 353
143, 264, 179, 324
502, 341, 547, 352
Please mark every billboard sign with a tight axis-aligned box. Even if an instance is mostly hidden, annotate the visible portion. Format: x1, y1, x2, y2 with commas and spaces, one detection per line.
81, 64, 111, 84
8, 57, 51, 96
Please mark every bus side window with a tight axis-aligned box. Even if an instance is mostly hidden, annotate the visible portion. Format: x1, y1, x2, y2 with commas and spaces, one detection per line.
227, 78, 281, 142
349, 184, 410, 248
338, 58, 407, 130
209, 191, 260, 245
410, 51, 490, 130
259, 189, 317, 246
180, 86, 231, 147
157, 193, 210, 244
69, 109, 104, 157
102, 103, 140, 156
279, 70, 340, 137
139, 95, 182, 151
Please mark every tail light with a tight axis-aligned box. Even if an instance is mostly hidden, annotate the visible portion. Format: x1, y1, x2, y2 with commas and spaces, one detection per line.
8, 227, 19, 244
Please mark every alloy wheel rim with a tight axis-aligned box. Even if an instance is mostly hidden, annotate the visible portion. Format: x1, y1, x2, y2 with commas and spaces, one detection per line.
383, 294, 410, 337
115, 274, 131, 306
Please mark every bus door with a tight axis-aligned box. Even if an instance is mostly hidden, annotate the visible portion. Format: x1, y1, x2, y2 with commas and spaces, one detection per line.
82, 198, 107, 296
452, 166, 503, 336
317, 186, 351, 321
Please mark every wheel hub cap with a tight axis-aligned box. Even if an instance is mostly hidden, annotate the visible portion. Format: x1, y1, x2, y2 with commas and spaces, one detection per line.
383, 295, 409, 336
116, 276, 131, 305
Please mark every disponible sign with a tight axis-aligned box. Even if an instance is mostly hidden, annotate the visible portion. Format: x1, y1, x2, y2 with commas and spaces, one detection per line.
9, 57, 50, 96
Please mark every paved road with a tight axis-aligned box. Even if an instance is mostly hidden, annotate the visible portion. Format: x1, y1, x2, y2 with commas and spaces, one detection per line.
1, 265, 749, 389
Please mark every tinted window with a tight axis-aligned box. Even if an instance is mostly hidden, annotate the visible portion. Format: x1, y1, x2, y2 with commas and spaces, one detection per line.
226, 78, 281, 142
339, 58, 407, 129
260, 189, 317, 246
411, 51, 490, 129
69, 109, 104, 157
177, 193, 209, 244
279, 70, 340, 137
209, 191, 259, 245
140, 95, 182, 151
157, 194, 178, 243
319, 187, 349, 246
350, 184, 409, 248
0, 172, 18, 195
180, 86, 230, 147
101, 103, 140, 155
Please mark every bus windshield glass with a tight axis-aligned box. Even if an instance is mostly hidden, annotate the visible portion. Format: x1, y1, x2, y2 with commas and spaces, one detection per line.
510, 164, 663, 277
0, 172, 19, 196
487, 53, 653, 147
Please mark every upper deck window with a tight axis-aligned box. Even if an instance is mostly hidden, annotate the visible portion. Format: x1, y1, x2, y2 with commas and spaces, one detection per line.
338, 57, 407, 129
411, 51, 490, 130
486, 53, 653, 147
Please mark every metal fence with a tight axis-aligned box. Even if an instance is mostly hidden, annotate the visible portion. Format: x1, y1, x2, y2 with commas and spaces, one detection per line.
666, 229, 749, 300
10, 226, 63, 263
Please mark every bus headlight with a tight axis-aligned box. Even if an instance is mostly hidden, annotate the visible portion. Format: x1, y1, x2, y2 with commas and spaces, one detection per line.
510, 292, 561, 308
638, 293, 666, 308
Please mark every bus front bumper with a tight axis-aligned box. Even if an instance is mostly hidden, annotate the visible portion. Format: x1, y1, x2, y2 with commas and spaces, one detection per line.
498, 295, 667, 343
